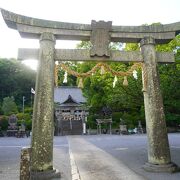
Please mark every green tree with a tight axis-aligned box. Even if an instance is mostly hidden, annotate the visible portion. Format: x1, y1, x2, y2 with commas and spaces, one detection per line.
157, 35, 180, 126
0, 116, 8, 130
124, 34, 180, 127
57, 62, 77, 86
2, 96, 18, 115
0, 58, 36, 108
74, 41, 144, 127
76, 41, 91, 49
75, 32, 180, 128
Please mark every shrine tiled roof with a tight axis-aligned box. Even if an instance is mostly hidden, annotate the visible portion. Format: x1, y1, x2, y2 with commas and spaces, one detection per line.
54, 86, 86, 104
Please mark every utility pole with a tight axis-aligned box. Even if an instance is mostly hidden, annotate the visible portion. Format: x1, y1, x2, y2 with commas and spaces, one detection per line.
23, 96, 25, 115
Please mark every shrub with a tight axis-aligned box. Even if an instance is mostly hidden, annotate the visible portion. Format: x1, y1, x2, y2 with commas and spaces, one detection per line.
0, 116, 8, 130
87, 114, 97, 129
112, 112, 123, 128
16, 113, 31, 121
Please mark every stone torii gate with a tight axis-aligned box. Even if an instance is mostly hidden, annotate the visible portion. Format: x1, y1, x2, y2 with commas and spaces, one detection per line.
1, 9, 180, 179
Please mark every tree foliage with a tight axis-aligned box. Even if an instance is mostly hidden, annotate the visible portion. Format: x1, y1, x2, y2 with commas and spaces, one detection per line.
0, 58, 36, 109
73, 34, 180, 128
74, 41, 144, 128
0, 58, 36, 130
57, 61, 77, 86
2, 96, 18, 115
157, 35, 180, 126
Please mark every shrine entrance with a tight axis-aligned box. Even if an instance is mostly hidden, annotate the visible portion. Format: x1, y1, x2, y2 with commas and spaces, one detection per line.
1, 8, 180, 179
54, 87, 88, 136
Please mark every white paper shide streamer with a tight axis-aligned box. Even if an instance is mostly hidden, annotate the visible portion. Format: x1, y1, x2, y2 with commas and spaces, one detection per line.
113, 76, 118, 88
133, 70, 138, 79
63, 71, 68, 83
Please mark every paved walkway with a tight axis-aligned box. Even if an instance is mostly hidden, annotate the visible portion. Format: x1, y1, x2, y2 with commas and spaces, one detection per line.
67, 135, 180, 180
0, 134, 180, 180
68, 136, 146, 180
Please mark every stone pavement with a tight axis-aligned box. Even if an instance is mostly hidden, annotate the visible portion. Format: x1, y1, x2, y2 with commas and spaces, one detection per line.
0, 137, 71, 180
0, 134, 180, 180
0, 138, 28, 180
68, 136, 146, 180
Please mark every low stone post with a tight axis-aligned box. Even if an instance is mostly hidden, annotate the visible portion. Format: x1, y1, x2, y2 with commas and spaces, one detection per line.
99, 124, 101, 134
140, 37, 178, 172
20, 147, 31, 180
30, 32, 60, 179
109, 122, 112, 135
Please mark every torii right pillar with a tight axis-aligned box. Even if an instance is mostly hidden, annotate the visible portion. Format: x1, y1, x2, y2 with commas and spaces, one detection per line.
140, 36, 179, 172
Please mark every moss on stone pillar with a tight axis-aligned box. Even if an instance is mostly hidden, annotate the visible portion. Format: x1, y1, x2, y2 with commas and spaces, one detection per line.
31, 32, 56, 172
141, 36, 178, 172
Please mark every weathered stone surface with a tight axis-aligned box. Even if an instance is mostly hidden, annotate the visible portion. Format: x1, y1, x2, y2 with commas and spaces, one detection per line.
156, 52, 175, 63
1, 8, 180, 43
143, 162, 179, 173
111, 31, 176, 43
30, 32, 60, 178
17, 24, 91, 40
0, 8, 91, 30
141, 36, 178, 172
30, 169, 60, 180
18, 48, 175, 63
56, 49, 142, 62
141, 36, 170, 164
20, 147, 31, 180
90, 20, 112, 57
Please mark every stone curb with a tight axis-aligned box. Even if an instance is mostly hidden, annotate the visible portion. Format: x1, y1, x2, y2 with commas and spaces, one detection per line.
68, 139, 81, 180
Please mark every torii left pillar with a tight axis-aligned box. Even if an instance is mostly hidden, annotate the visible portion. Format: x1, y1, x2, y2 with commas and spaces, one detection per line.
30, 32, 60, 179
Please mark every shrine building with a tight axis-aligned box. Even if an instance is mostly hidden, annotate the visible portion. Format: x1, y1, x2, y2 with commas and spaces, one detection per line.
54, 86, 88, 135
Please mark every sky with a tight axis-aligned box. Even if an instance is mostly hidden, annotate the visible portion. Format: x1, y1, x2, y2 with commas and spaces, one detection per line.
0, 0, 179, 69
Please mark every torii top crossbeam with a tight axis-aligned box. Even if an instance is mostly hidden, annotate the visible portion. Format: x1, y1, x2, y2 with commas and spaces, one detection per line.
1, 8, 180, 44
